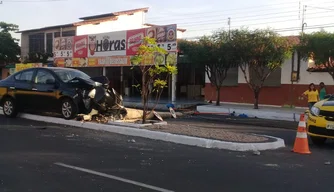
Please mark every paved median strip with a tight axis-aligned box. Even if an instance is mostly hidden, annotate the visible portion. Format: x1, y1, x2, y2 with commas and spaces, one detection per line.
0, 110, 285, 151
54, 162, 174, 192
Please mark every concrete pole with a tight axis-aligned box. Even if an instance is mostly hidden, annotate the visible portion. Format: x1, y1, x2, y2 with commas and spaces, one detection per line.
44, 33, 47, 53
120, 66, 124, 95
171, 73, 177, 103
102, 67, 106, 76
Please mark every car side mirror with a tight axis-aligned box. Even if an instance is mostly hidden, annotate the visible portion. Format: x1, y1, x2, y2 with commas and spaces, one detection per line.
324, 94, 332, 99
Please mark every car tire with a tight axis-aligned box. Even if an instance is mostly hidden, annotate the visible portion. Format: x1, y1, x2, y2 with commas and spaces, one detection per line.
2, 97, 18, 118
61, 98, 77, 120
310, 136, 327, 145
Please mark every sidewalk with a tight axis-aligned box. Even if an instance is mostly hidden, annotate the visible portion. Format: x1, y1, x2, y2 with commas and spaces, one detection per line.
123, 97, 204, 111
196, 103, 306, 122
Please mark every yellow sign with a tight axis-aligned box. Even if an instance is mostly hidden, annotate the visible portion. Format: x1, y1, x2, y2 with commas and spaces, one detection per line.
15, 63, 43, 72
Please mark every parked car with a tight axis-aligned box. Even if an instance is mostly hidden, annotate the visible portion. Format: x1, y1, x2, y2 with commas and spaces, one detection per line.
0, 67, 126, 119
306, 94, 334, 145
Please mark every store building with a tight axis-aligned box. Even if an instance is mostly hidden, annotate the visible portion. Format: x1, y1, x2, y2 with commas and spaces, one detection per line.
16, 7, 202, 102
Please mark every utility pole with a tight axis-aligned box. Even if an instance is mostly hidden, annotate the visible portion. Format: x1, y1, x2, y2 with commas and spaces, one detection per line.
228, 17, 231, 39
301, 5, 307, 37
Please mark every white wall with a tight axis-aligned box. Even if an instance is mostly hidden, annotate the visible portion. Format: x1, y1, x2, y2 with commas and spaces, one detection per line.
281, 52, 334, 85
76, 12, 145, 35
20, 33, 29, 59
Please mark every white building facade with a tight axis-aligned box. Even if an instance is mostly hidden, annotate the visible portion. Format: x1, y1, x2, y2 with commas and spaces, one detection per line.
204, 51, 334, 107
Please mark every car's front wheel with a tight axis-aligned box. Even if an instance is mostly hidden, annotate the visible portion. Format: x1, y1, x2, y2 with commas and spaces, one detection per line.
61, 98, 77, 120
2, 97, 18, 118
310, 136, 327, 146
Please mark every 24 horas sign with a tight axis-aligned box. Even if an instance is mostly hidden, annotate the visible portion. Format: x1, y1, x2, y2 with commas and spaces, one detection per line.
53, 24, 177, 67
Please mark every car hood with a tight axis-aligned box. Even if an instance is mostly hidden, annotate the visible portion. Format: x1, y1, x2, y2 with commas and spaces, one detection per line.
67, 76, 108, 88
314, 99, 334, 111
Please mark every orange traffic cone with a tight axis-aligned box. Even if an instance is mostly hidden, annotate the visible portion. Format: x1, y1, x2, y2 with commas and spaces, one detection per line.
292, 114, 311, 154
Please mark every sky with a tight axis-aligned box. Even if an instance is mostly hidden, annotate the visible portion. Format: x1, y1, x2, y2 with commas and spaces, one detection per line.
1, 0, 334, 41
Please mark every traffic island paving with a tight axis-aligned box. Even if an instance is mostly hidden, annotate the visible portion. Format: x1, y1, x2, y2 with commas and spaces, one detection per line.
144, 123, 270, 143
0, 111, 285, 152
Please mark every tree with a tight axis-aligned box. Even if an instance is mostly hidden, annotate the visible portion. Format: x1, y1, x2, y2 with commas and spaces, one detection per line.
298, 30, 334, 80
232, 29, 293, 109
178, 30, 239, 106
131, 37, 177, 123
0, 22, 20, 64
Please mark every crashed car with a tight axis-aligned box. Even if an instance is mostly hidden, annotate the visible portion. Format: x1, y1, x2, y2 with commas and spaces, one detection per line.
0, 67, 127, 120
306, 94, 334, 145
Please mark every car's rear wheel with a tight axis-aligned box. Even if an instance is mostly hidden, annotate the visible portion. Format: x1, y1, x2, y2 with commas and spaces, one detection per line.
61, 98, 77, 120
310, 136, 327, 145
2, 97, 18, 118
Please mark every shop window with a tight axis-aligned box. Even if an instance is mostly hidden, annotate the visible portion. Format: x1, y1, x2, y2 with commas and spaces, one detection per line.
74, 67, 102, 77
62, 30, 76, 37
29, 33, 45, 53
54, 30, 76, 38
46, 33, 53, 54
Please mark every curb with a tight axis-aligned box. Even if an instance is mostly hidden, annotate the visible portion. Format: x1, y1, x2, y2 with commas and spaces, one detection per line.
107, 121, 168, 128
0, 111, 285, 151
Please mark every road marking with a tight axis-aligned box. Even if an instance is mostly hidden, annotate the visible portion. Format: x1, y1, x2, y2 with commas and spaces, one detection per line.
54, 162, 174, 192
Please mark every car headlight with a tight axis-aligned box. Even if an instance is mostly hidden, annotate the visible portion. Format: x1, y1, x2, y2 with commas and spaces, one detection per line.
88, 89, 96, 99
310, 106, 320, 116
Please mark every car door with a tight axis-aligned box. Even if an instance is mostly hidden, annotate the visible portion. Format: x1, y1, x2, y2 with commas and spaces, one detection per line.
13, 69, 36, 110
31, 69, 59, 112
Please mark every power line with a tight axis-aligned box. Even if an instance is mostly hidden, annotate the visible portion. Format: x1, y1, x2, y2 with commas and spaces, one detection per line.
173, 6, 334, 34
173, 5, 334, 27
174, 7, 334, 29
146, 5, 334, 31
175, 11, 334, 32
307, 5, 334, 11
147, 0, 312, 21
146, 0, 334, 23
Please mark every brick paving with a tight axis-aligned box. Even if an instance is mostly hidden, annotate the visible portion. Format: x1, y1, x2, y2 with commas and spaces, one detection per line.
144, 122, 269, 143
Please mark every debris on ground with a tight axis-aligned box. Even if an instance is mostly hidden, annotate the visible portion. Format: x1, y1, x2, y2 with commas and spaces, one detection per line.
66, 134, 75, 138
253, 151, 261, 156
264, 164, 279, 167
127, 139, 136, 143
324, 161, 331, 165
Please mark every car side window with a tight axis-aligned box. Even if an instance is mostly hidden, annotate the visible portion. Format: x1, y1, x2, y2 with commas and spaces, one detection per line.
14, 73, 21, 80
34, 70, 55, 84
16, 70, 34, 82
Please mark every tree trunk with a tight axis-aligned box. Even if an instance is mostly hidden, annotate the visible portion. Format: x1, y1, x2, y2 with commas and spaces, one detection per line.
142, 74, 147, 124
215, 87, 221, 106
254, 90, 260, 109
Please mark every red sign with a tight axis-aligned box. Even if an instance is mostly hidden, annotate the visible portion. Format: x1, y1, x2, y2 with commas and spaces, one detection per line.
126, 28, 145, 55
73, 35, 88, 58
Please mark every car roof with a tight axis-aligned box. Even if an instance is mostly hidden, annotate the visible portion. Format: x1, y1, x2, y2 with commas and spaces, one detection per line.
18, 67, 78, 73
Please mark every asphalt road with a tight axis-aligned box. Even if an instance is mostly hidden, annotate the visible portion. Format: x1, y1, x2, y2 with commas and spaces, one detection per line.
1, 115, 334, 192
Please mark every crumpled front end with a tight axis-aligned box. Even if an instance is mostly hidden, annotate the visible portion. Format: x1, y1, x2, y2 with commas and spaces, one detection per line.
74, 76, 127, 122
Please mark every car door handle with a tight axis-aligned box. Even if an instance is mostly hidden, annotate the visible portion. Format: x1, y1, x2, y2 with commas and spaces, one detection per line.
32, 88, 38, 91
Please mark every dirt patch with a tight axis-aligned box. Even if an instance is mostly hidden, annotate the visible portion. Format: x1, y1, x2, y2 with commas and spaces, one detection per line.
143, 123, 269, 143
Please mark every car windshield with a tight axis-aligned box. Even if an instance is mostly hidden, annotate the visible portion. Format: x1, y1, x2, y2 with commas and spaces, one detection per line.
53, 69, 91, 83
